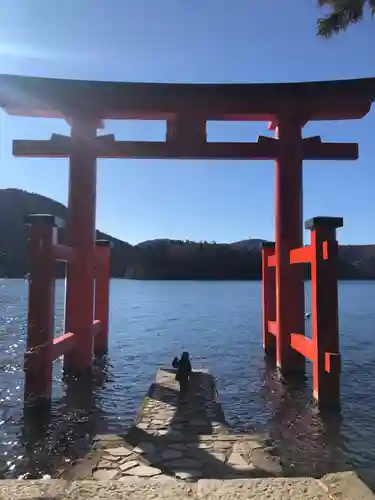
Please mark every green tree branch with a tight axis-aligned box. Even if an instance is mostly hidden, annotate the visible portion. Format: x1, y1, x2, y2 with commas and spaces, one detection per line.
317, 0, 374, 37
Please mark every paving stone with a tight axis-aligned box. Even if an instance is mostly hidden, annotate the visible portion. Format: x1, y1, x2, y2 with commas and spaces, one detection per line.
94, 434, 123, 442
196, 478, 330, 499
161, 449, 184, 460
149, 475, 182, 485
175, 469, 203, 480
197, 478, 224, 497
137, 453, 161, 466
187, 442, 211, 449
119, 460, 139, 472
191, 419, 208, 426
213, 441, 234, 450
232, 441, 250, 454
133, 442, 156, 454
171, 424, 184, 430
321, 471, 375, 500
106, 447, 133, 457
119, 453, 139, 464
92, 468, 119, 480
167, 430, 184, 440
245, 434, 273, 446
117, 476, 148, 484
250, 448, 283, 475
198, 435, 217, 441
157, 430, 168, 436
169, 443, 187, 451
124, 465, 162, 477
214, 435, 237, 441
101, 454, 121, 462
166, 457, 203, 469
96, 460, 119, 470
228, 452, 250, 468
63, 455, 100, 481
187, 449, 208, 461
209, 452, 226, 462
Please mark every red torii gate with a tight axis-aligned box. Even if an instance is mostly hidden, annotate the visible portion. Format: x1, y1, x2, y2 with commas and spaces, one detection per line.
0, 74, 374, 407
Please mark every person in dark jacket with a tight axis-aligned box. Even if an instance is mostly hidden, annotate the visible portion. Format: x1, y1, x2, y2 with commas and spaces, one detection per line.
173, 352, 192, 395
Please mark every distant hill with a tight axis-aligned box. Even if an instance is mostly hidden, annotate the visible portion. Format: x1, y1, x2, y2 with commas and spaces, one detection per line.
136, 239, 177, 249
137, 238, 270, 250
0, 189, 374, 280
231, 239, 269, 250
0, 188, 135, 278
338, 244, 375, 280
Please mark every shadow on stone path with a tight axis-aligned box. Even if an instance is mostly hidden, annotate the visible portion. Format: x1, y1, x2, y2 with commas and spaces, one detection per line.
67, 369, 285, 482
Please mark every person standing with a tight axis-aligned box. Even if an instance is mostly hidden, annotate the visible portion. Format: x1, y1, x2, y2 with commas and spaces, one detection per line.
173, 352, 192, 395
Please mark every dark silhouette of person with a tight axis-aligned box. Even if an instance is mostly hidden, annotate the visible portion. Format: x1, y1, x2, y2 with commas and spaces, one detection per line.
173, 352, 192, 395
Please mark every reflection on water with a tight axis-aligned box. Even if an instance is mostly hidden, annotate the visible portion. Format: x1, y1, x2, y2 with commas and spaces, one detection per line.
261, 364, 346, 477
20, 358, 111, 478
0, 279, 375, 478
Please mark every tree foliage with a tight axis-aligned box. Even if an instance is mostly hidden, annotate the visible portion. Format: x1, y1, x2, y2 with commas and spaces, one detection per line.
317, 0, 375, 37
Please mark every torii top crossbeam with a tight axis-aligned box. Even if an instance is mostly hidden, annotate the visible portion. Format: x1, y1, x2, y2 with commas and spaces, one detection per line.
0, 74, 374, 122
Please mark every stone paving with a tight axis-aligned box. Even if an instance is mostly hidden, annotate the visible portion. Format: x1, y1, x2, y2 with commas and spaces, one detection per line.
2, 473, 375, 499
67, 368, 283, 482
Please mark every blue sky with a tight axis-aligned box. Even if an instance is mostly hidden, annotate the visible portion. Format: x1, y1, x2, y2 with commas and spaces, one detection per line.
0, 0, 374, 245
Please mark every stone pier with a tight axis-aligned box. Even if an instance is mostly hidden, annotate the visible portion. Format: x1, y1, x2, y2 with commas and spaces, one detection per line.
2, 369, 375, 499
81, 368, 283, 482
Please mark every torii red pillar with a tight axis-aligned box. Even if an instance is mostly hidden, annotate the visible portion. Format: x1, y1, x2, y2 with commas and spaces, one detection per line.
94, 239, 112, 356
274, 116, 305, 375
63, 118, 98, 374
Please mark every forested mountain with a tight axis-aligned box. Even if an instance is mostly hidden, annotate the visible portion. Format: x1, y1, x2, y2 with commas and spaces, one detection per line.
0, 189, 374, 280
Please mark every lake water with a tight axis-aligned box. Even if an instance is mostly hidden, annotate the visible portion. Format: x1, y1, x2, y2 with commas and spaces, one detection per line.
0, 279, 374, 478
